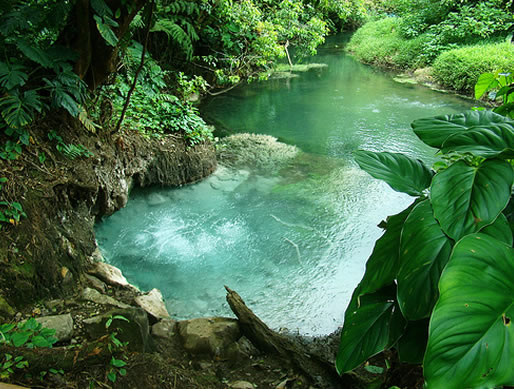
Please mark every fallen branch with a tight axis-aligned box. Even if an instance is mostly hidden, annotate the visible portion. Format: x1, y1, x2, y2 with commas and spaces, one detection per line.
225, 286, 359, 388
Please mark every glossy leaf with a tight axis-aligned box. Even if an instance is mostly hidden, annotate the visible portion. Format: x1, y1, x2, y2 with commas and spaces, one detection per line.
94, 15, 118, 47
475, 72, 498, 99
441, 121, 514, 158
359, 201, 417, 296
397, 200, 453, 319
354, 151, 432, 196
336, 285, 406, 374
16, 40, 53, 68
397, 319, 429, 364
430, 159, 513, 241
424, 234, 514, 389
412, 110, 511, 148
480, 213, 513, 246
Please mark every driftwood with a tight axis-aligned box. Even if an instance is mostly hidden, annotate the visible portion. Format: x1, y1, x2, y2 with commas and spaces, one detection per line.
225, 286, 360, 389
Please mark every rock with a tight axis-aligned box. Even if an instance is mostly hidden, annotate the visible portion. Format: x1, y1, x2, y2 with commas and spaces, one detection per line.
84, 274, 107, 293
44, 299, 64, 311
177, 317, 240, 357
81, 287, 130, 309
82, 307, 150, 352
0, 383, 31, 388
60, 266, 74, 287
35, 314, 74, 342
229, 380, 255, 389
0, 295, 15, 317
88, 261, 134, 289
151, 318, 177, 339
134, 288, 170, 320
224, 336, 260, 360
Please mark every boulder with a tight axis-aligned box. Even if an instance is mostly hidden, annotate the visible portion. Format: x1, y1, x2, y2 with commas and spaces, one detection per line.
80, 287, 130, 309
177, 317, 240, 357
88, 261, 133, 289
84, 274, 107, 293
151, 318, 177, 339
35, 314, 73, 342
134, 288, 170, 320
224, 336, 260, 360
82, 307, 150, 352
229, 381, 255, 389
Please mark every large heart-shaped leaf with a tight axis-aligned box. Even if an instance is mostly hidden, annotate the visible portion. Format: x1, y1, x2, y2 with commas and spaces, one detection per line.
441, 122, 514, 158
354, 151, 432, 196
336, 285, 406, 374
397, 200, 453, 320
424, 234, 514, 389
480, 213, 513, 246
430, 159, 513, 241
359, 201, 418, 296
412, 111, 512, 148
474, 72, 498, 99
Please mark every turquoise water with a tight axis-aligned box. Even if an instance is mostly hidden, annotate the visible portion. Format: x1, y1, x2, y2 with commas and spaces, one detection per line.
95, 37, 472, 335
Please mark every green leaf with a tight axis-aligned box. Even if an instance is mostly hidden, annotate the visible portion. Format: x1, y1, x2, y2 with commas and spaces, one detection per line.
10, 332, 30, 347
336, 285, 406, 374
430, 159, 513, 241
107, 371, 117, 383
359, 201, 417, 296
94, 15, 118, 47
354, 151, 432, 196
412, 111, 512, 149
91, 0, 113, 17
363, 365, 384, 374
441, 121, 514, 158
16, 40, 53, 68
396, 319, 429, 364
424, 234, 514, 389
397, 200, 453, 319
111, 357, 126, 367
480, 213, 513, 246
31, 335, 50, 348
475, 72, 498, 99
0, 62, 28, 90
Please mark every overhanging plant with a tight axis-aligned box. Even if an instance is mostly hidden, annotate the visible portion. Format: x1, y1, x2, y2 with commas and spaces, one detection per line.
336, 109, 514, 389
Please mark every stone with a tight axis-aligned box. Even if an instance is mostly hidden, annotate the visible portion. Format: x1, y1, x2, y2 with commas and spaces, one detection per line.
82, 307, 150, 352
134, 288, 170, 320
0, 383, 32, 388
229, 380, 255, 389
151, 318, 177, 339
44, 299, 64, 311
81, 287, 130, 309
60, 266, 74, 287
0, 295, 15, 317
88, 261, 133, 289
177, 317, 240, 357
35, 314, 74, 342
84, 274, 107, 293
225, 336, 260, 360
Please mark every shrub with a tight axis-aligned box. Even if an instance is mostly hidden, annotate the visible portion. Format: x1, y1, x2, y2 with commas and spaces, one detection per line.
432, 41, 514, 93
347, 17, 428, 69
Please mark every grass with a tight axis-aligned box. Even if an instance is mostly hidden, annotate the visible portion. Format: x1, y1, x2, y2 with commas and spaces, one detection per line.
432, 41, 514, 93
346, 17, 428, 70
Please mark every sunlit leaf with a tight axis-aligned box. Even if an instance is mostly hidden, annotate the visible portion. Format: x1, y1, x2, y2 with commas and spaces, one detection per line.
412, 110, 512, 148
430, 160, 513, 241
475, 72, 498, 99
398, 200, 453, 319
354, 151, 432, 196
424, 234, 514, 389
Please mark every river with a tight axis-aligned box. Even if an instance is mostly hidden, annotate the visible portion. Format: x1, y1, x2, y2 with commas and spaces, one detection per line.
95, 35, 471, 335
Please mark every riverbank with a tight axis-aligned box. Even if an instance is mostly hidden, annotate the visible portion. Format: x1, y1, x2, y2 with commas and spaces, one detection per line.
346, 16, 514, 96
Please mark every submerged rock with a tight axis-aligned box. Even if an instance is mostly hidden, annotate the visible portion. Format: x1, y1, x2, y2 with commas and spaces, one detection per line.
216, 134, 299, 173
177, 317, 241, 357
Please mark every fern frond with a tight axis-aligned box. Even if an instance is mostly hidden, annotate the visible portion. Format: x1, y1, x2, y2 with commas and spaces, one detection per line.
151, 19, 193, 59
78, 106, 100, 133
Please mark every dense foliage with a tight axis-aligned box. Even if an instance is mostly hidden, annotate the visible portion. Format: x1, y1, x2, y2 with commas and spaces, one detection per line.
347, 0, 514, 92
336, 77, 514, 387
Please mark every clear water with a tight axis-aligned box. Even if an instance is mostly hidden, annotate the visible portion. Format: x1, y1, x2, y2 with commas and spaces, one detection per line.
95, 36, 472, 335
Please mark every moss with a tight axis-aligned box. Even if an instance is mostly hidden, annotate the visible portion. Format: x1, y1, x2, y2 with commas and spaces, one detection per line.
0, 295, 15, 317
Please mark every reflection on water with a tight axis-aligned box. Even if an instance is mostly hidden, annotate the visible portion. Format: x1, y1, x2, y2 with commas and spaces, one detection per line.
95, 35, 471, 335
